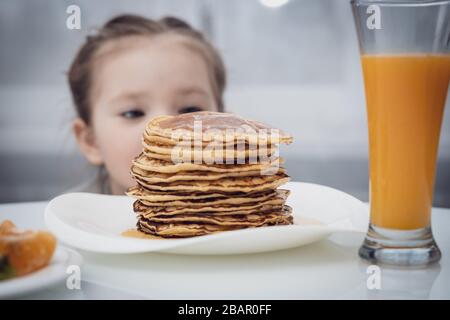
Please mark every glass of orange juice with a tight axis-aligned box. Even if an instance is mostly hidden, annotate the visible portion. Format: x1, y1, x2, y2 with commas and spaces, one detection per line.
352, 0, 450, 266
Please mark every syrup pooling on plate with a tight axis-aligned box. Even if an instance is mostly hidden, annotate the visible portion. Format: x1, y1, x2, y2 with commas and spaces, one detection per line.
121, 229, 167, 240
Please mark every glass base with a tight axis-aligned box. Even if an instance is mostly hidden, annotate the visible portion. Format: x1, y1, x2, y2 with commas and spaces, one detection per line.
359, 224, 441, 267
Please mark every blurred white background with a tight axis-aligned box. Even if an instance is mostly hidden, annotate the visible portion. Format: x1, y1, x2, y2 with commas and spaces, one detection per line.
0, 0, 449, 205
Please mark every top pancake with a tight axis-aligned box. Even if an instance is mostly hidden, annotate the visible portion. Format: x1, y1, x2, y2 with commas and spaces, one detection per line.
146, 111, 293, 145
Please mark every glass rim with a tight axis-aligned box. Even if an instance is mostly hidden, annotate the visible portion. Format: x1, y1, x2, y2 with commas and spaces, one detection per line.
351, 0, 450, 7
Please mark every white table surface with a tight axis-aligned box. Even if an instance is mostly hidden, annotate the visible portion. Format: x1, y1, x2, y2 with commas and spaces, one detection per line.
1, 201, 449, 300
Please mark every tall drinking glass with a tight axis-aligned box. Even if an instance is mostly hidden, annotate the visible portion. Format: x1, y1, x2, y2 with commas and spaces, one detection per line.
352, 0, 450, 266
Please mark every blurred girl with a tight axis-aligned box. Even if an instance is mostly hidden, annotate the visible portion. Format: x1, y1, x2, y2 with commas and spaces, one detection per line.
67, 14, 226, 195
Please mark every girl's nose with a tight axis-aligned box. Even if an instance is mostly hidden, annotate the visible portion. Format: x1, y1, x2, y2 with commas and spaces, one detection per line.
141, 105, 174, 131
146, 105, 174, 120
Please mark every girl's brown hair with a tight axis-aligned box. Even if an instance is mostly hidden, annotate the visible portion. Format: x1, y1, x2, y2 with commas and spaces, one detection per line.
68, 14, 226, 124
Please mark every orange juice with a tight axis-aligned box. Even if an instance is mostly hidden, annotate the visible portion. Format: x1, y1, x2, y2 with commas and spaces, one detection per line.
362, 54, 450, 230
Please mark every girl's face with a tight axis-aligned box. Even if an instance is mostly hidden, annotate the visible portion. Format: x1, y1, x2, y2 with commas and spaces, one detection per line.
73, 35, 219, 195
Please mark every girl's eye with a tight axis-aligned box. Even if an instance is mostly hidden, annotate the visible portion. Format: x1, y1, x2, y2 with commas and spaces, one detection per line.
120, 109, 145, 119
178, 106, 204, 114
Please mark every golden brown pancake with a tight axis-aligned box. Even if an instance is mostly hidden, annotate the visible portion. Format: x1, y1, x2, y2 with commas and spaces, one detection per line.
132, 153, 284, 174
142, 149, 280, 165
137, 206, 293, 238
146, 112, 293, 144
139, 206, 292, 226
128, 187, 289, 208
143, 130, 278, 148
130, 165, 285, 183
133, 173, 290, 193
141, 140, 277, 163
126, 185, 229, 202
133, 199, 286, 217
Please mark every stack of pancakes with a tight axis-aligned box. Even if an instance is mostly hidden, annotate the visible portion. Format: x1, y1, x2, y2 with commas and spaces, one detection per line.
126, 111, 294, 238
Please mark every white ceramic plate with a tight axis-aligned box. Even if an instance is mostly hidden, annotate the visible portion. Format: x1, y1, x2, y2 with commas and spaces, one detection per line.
44, 182, 369, 255
0, 246, 83, 299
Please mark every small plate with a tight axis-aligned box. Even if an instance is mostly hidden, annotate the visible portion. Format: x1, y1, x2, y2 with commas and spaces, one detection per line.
45, 182, 369, 255
0, 246, 83, 299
